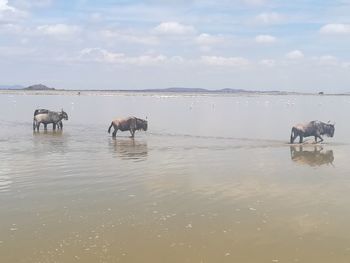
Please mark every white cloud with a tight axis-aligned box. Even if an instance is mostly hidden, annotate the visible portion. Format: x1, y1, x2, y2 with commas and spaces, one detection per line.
286, 50, 304, 60
196, 33, 224, 45
11, 0, 53, 9
315, 55, 338, 66
260, 59, 276, 67
0, 0, 15, 12
0, 23, 23, 33
153, 22, 195, 35
101, 30, 159, 45
80, 48, 125, 63
0, 0, 26, 22
255, 34, 276, 44
201, 56, 250, 67
79, 48, 172, 66
255, 12, 283, 25
320, 23, 350, 34
37, 24, 81, 38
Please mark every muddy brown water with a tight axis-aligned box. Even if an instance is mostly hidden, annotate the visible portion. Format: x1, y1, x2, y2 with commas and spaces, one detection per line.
1, 93, 350, 262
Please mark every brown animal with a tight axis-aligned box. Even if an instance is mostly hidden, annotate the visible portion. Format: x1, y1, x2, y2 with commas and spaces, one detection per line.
290, 120, 335, 144
108, 117, 148, 137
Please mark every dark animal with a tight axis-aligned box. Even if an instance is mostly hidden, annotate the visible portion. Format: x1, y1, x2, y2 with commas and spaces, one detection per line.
290, 121, 335, 144
33, 109, 68, 131
108, 117, 148, 138
290, 146, 334, 167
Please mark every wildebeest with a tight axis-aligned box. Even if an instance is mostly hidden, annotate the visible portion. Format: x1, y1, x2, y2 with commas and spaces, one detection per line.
290, 120, 335, 144
290, 146, 334, 167
33, 109, 68, 131
108, 117, 148, 138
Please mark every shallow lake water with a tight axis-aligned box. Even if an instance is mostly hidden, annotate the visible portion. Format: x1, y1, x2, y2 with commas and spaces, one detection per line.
1, 93, 350, 262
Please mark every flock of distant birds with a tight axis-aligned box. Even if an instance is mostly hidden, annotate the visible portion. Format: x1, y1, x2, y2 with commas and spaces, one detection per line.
33, 108, 335, 144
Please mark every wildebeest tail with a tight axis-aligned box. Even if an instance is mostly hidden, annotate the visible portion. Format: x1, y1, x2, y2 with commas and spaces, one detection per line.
108, 122, 113, 133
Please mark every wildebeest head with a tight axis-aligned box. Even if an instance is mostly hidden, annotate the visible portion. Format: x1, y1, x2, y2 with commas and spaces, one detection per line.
136, 118, 148, 131
324, 122, 335, 137
60, 110, 69, 120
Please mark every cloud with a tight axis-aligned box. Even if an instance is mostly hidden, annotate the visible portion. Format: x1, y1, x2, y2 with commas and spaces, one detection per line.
153, 21, 195, 35
314, 55, 339, 66
79, 48, 172, 66
196, 33, 224, 45
320, 23, 350, 34
255, 12, 284, 25
11, 0, 53, 9
200, 56, 250, 67
260, 59, 276, 67
37, 24, 81, 38
0, 0, 15, 12
101, 29, 159, 45
255, 34, 276, 44
0, 23, 23, 33
0, 0, 26, 22
286, 50, 304, 60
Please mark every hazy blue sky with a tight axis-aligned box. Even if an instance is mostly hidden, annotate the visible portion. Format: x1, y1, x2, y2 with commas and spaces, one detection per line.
1, 0, 350, 91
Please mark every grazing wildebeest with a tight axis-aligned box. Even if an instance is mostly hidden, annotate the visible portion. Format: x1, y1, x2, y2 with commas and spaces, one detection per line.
33, 109, 68, 131
108, 117, 148, 138
290, 146, 334, 167
290, 121, 335, 144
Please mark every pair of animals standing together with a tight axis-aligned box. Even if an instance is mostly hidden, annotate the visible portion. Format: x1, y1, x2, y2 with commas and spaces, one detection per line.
33, 109, 335, 143
33, 109, 148, 138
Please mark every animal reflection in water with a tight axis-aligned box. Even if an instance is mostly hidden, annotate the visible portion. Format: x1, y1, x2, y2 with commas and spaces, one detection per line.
110, 138, 148, 160
33, 130, 63, 136
290, 146, 334, 167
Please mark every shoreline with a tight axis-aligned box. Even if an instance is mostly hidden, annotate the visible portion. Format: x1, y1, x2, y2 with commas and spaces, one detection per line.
0, 89, 347, 97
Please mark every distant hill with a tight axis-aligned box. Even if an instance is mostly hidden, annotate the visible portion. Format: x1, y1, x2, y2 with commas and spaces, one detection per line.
0, 85, 24, 90
124, 87, 286, 94
23, 84, 55, 91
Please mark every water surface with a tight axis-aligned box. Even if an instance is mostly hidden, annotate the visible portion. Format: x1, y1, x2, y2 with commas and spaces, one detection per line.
1, 93, 350, 262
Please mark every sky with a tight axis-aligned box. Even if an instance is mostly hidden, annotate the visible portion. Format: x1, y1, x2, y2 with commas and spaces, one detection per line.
1, 0, 350, 91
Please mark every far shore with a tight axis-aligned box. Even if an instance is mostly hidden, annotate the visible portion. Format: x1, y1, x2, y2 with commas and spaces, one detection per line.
0, 89, 348, 97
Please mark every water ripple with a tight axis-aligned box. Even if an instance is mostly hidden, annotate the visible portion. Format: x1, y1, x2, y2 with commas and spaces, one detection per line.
0, 175, 12, 193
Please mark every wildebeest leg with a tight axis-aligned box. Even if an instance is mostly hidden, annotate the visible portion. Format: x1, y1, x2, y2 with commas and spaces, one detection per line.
290, 128, 297, 143
53, 123, 56, 130
112, 127, 117, 137
318, 135, 324, 143
60, 121, 63, 130
290, 133, 296, 143
299, 136, 303, 144
44, 123, 48, 130
130, 129, 135, 138
33, 120, 36, 131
